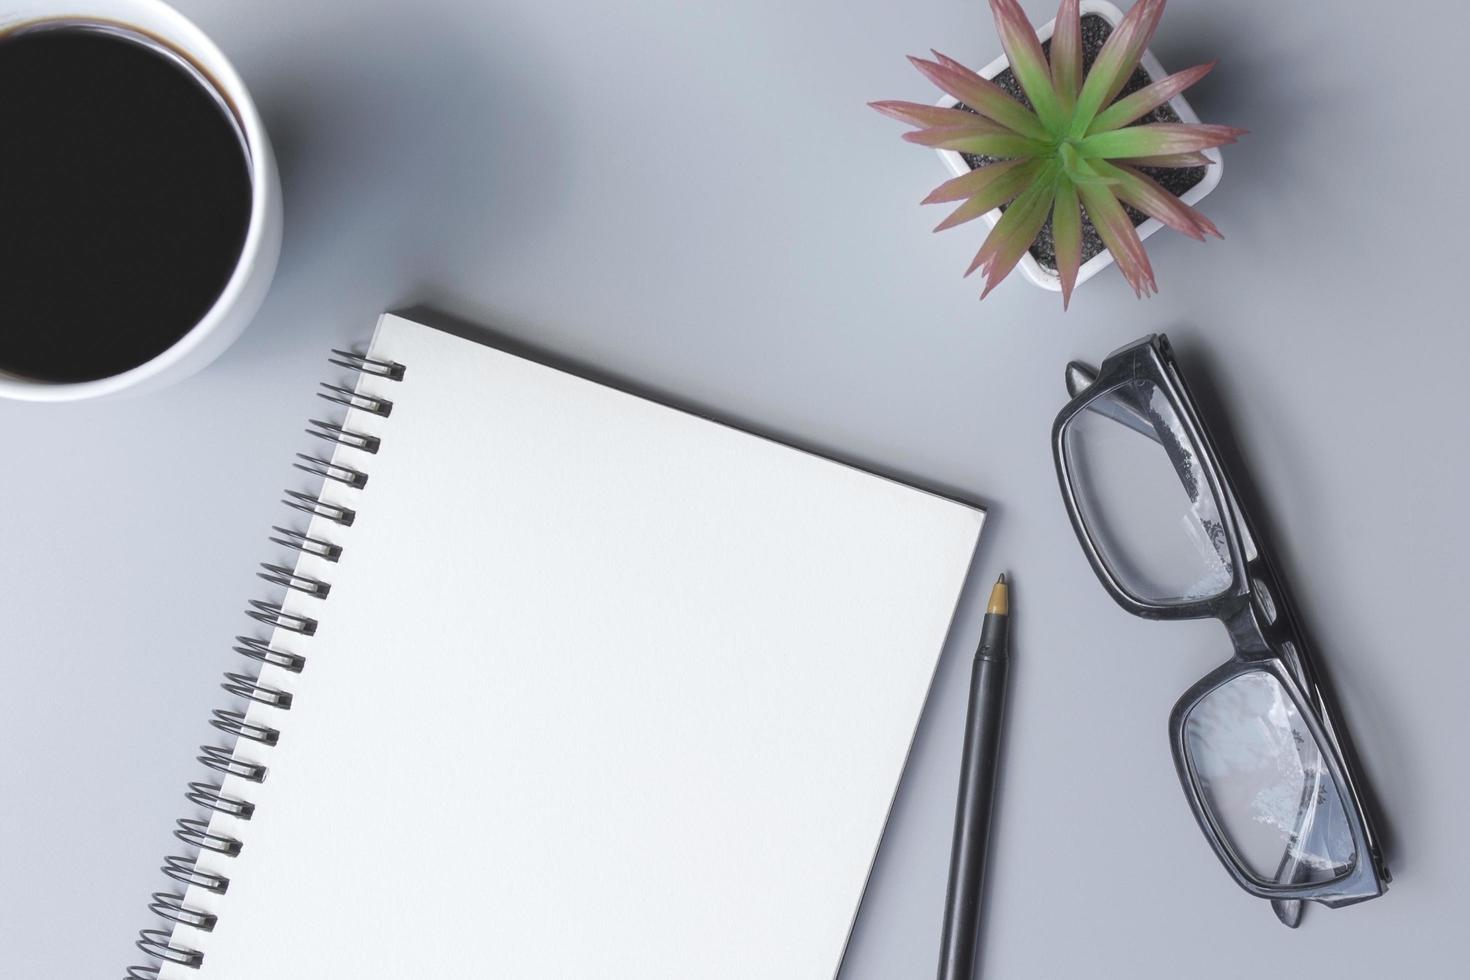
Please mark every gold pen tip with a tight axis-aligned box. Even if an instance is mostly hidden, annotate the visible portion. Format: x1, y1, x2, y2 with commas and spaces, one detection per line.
987, 574, 1008, 616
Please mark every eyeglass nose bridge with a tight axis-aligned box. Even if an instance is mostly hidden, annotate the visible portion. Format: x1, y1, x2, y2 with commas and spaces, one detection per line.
1220, 592, 1275, 658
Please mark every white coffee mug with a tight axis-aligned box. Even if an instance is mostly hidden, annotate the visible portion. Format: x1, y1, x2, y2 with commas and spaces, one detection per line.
0, 0, 281, 402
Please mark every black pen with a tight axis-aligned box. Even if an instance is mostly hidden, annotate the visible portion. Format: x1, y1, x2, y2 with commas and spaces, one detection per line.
937, 573, 1010, 980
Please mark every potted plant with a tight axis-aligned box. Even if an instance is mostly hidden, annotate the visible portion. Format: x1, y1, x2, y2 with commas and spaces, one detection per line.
871, 0, 1243, 305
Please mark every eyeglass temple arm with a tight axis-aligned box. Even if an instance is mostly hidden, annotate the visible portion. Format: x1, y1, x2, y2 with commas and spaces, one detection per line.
1065, 361, 1165, 445
1065, 361, 1098, 398
1267, 744, 1345, 929
1267, 779, 1319, 929
1272, 897, 1304, 928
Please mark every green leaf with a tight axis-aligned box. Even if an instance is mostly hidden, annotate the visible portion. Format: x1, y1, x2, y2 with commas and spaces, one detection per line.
908, 55, 1050, 141
1092, 160, 1222, 240
1086, 61, 1217, 134
1077, 123, 1245, 159
931, 160, 1045, 231
965, 163, 1059, 297
1050, 0, 1083, 113
1058, 142, 1118, 187
988, 0, 1067, 133
922, 157, 1028, 203
869, 101, 1012, 130
893, 110, 1015, 141
903, 128, 1050, 158
1051, 179, 1083, 308
1068, 0, 1166, 137
1114, 151, 1212, 168
1076, 182, 1157, 297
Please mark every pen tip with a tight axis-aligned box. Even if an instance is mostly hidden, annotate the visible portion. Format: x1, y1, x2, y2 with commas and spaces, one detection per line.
997, 572, 1006, 585
987, 574, 1008, 616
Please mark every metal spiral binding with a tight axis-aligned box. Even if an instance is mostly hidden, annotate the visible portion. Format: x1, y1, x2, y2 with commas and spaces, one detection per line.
185, 781, 255, 819
307, 418, 381, 454
269, 525, 342, 562
328, 348, 406, 381
198, 743, 269, 780
128, 348, 405, 979
232, 635, 306, 673
162, 855, 229, 893
293, 452, 369, 489
281, 489, 356, 527
318, 382, 393, 417
174, 818, 244, 857
136, 930, 202, 969
149, 892, 218, 931
244, 600, 318, 636
209, 708, 281, 746
257, 562, 331, 598
220, 672, 294, 710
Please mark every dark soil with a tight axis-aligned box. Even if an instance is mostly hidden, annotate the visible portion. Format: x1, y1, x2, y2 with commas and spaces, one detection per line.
954, 13, 1206, 271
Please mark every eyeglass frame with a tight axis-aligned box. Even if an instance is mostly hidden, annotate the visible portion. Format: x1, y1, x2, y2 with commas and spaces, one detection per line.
1050, 333, 1389, 910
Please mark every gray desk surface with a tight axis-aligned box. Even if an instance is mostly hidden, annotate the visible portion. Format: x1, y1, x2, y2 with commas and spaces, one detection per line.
3, 1, 1466, 976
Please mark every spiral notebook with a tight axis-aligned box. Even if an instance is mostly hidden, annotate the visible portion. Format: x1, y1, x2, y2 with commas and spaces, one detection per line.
133, 313, 984, 979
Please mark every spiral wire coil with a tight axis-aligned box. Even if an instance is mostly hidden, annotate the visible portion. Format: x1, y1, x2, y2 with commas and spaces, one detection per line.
126, 350, 403, 979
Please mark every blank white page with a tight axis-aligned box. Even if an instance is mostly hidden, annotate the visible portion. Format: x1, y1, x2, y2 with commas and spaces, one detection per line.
164, 314, 983, 979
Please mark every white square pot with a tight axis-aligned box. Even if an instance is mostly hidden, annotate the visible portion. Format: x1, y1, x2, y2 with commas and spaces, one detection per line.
933, 0, 1223, 292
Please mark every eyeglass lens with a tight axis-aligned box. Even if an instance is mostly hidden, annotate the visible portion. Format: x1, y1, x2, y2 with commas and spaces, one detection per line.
1183, 670, 1356, 886
1062, 379, 1232, 604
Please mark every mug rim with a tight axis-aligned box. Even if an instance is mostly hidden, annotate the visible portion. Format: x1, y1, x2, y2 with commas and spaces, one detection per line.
0, 0, 278, 402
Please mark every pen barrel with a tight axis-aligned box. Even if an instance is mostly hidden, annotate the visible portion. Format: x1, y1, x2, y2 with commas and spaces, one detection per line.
937, 618, 1008, 980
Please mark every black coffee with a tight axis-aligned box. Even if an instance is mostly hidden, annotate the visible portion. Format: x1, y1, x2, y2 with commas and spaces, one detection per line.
0, 24, 252, 382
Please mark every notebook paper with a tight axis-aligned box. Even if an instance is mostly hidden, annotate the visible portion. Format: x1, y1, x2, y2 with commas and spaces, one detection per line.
163, 314, 983, 978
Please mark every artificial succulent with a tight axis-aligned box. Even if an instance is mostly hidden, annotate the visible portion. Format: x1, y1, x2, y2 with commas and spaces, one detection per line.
872, 0, 1244, 305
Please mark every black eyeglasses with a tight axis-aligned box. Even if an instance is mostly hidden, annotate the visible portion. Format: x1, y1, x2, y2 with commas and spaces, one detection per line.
1051, 334, 1389, 926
